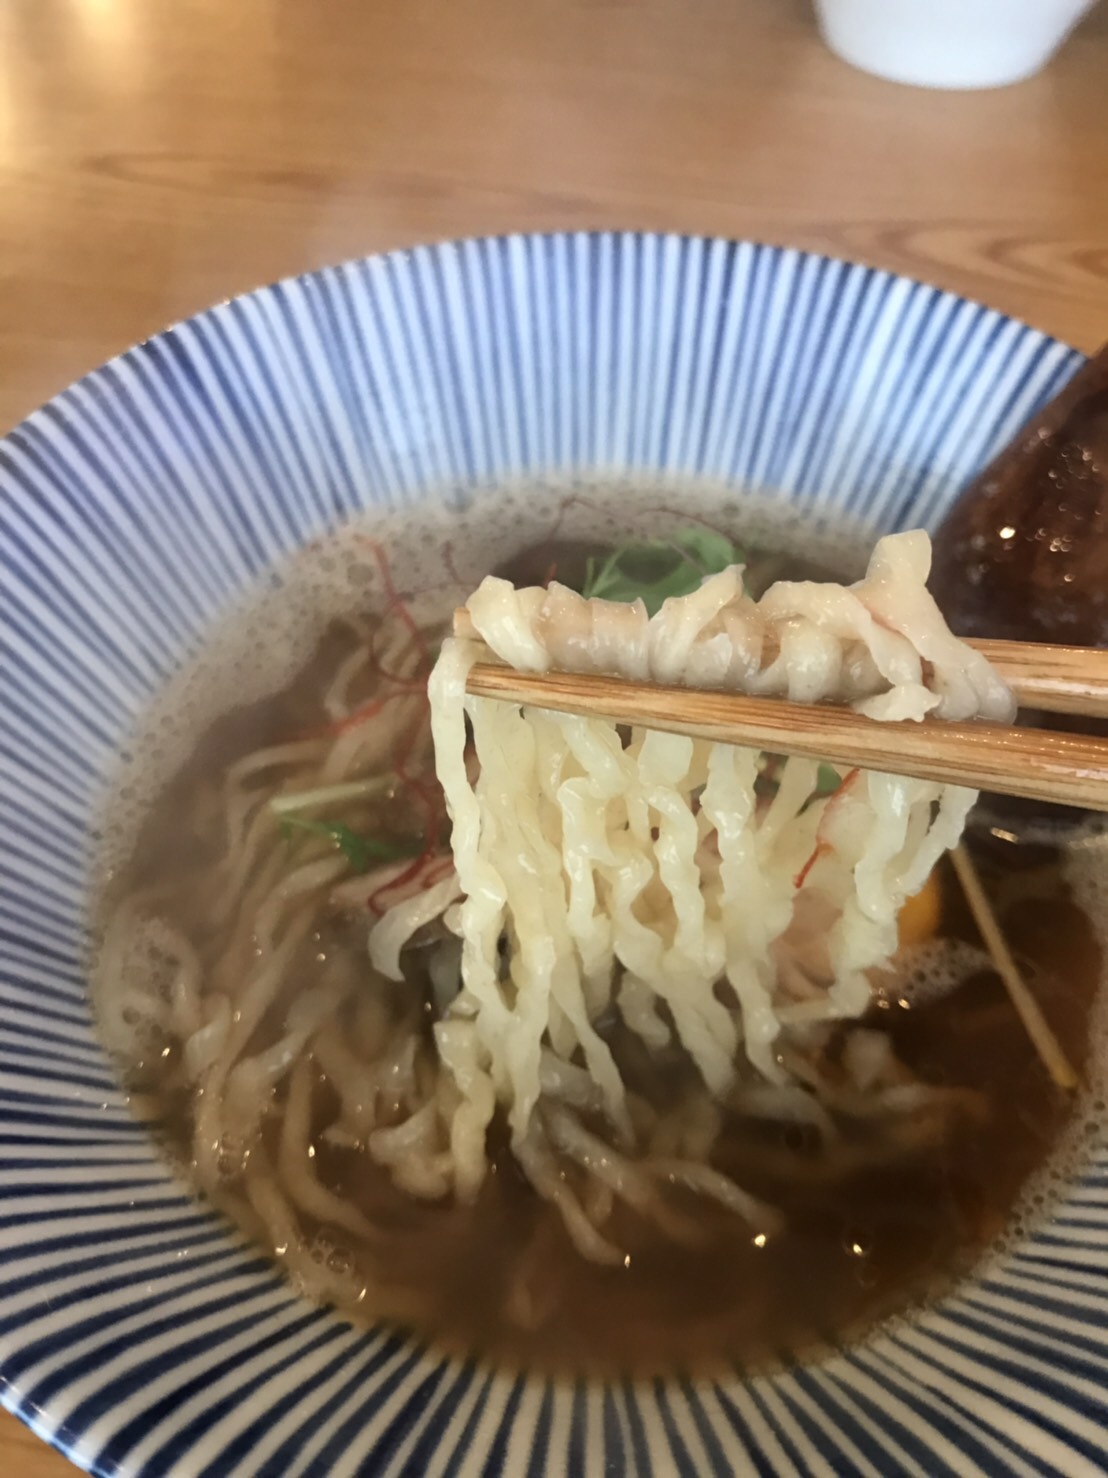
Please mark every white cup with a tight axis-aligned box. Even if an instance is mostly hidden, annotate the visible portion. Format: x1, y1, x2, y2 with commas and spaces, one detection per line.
814, 0, 1099, 90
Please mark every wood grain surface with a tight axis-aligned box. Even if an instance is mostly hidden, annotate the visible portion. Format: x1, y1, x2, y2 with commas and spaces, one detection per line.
2, 0, 1107, 1471
465, 657, 1108, 808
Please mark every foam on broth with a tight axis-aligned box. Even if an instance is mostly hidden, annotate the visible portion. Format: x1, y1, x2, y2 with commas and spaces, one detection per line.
90, 482, 1108, 1378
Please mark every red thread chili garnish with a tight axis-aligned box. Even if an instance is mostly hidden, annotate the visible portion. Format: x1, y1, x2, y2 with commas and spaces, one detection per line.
329, 689, 410, 737
794, 841, 829, 890
357, 536, 433, 678
306, 533, 457, 915
543, 492, 737, 552
795, 767, 861, 887
425, 855, 458, 888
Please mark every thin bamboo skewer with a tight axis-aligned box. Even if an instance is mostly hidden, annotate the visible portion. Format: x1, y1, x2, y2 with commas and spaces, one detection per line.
970, 639, 1108, 719
453, 610, 1108, 720
950, 846, 1078, 1091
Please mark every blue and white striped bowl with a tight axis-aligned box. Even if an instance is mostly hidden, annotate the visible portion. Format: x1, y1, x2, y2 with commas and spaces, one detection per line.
1, 234, 1103, 1477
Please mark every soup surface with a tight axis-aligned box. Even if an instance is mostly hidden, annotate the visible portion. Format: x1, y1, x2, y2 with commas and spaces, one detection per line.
92, 487, 1105, 1378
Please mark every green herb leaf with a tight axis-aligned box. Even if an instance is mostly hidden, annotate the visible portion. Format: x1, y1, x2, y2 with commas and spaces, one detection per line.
278, 815, 419, 872
668, 526, 741, 573
581, 527, 745, 615
815, 763, 843, 797
757, 757, 841, 805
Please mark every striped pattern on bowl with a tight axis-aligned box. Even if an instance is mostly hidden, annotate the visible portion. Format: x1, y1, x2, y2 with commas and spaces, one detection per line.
0, 234, 1103, 1477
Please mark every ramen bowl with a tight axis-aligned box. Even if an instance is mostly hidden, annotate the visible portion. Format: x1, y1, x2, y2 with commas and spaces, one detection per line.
1, 234, 1104, 1477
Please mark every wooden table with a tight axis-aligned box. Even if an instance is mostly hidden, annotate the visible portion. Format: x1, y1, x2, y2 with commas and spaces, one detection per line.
2, 0, 1107, 1469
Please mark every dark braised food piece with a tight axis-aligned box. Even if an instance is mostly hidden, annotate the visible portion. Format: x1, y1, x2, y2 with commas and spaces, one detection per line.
931, 345, 1108, 825
930, 345, 1108, 647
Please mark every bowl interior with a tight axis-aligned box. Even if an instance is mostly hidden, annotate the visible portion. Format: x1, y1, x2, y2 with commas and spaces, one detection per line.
0, 234, 1101, 1477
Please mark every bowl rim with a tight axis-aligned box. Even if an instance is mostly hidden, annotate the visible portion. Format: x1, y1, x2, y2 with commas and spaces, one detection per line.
3, 228, 1079, 446
0, 230, 1097, 1478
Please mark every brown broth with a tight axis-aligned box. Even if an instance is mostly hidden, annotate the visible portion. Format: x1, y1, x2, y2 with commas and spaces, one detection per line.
96, 536, 1103, 1381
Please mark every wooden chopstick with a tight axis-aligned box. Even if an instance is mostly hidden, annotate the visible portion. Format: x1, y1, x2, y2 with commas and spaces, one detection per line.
452, 610, 1108, 719
969, 639, 1108, 719
450, 609, 1108, 809
461, 662, 1108, 811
